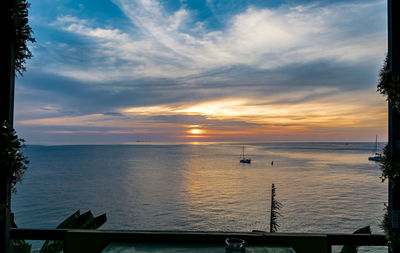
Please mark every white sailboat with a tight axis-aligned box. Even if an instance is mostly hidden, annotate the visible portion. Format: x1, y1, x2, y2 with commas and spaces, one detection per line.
240, 145, 251, 163
368, 135, 382, 162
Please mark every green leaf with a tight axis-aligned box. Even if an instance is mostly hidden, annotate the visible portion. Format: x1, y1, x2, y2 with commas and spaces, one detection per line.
75, 211, 94, 229
12, 242, 31, 253
91, 213, 107, 229
39, 240, 63, 253
353, 226, 371, 234
339, 226, 371, 253
39, 210, 107, 253
40, 210, 81, 253
56, 210, 80, 228
11, 219, 32, 253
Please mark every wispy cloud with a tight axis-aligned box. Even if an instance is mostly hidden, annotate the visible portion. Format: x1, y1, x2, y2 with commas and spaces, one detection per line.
44, 0, 385, 83
16, 0, 388, 143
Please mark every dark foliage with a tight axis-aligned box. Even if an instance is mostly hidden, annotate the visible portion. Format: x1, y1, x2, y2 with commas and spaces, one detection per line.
39, 210, 107, 253
339, 226, 371, 253
11, 218, 31, 253
10, 0, 35, 76
377, 55, 400, 110
381, 205, 400, 252
0, 122, 29, 193
12, 210, 107, 253
377, 54, 400, 251
270, 184, 282, 233
379, 144, 400, 188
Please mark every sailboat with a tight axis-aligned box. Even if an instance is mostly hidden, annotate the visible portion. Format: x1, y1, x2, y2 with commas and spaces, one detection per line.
240, 145, 251, 163
368, 135, 382, 162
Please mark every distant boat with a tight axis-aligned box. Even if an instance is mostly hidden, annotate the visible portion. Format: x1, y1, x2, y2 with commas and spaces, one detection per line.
368, 135, 382, 162
240, 145, 251, 163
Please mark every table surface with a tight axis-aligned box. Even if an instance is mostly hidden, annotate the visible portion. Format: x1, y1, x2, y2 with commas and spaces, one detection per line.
101, 242, 296, 253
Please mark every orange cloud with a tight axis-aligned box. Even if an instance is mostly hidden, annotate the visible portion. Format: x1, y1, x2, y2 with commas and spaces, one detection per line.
17, 89, 387, 142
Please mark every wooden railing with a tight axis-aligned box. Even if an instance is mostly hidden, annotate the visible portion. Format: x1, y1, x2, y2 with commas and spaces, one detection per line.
10, 228, 387, 253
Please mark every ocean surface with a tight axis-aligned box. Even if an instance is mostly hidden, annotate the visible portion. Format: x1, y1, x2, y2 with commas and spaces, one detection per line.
12, 142, 387, 252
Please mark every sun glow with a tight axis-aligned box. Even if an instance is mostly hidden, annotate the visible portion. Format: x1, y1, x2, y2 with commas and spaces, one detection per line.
20, 91, 387, 142
188, 128, 204, 135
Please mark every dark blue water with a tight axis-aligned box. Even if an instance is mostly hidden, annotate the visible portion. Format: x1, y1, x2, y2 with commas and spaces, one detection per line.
11, 142, 387, 252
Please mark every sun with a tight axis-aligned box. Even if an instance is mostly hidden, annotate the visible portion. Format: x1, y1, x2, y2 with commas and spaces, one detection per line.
188, 128, 203, 135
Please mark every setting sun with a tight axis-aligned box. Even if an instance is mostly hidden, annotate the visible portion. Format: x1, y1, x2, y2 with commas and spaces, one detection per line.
188, 129, 204, 135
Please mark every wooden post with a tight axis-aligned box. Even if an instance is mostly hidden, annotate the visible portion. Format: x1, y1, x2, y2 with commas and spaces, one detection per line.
388, 0, 400, 252
1, 0, 15, 252
270, 184, 274, 233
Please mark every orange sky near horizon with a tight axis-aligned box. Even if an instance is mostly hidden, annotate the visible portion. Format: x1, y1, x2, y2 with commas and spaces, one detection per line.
17, 88, 388, 143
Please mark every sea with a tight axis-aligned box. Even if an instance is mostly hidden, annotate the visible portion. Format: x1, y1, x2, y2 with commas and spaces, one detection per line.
11, 142, 387, 252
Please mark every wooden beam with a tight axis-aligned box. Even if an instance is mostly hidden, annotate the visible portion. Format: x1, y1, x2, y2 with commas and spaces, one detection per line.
0, 0, 15, 127
388, 0, 400, 239
10, 229, 388, 253
0, 0, 15, 252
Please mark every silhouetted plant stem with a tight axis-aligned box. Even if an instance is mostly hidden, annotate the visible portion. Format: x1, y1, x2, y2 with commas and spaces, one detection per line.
270, 184, 281, 233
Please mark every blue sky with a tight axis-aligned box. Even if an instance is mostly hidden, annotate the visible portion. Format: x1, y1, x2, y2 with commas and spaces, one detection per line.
15, 0, 388, 144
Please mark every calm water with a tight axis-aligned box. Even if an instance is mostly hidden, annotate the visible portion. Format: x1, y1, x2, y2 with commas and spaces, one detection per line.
12, 142, 387, 252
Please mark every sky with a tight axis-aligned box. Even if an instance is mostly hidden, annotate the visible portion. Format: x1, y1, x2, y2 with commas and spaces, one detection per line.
15, 0, 389, 144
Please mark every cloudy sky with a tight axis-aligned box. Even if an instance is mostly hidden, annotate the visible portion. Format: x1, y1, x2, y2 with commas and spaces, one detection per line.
15, 0, 388, 144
